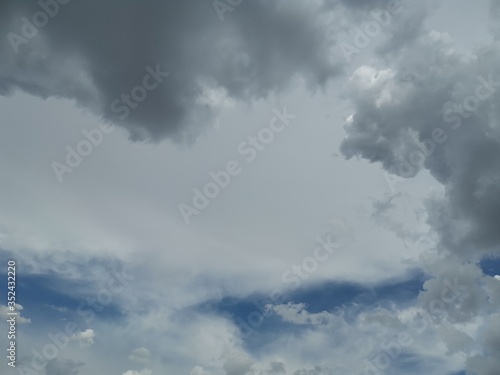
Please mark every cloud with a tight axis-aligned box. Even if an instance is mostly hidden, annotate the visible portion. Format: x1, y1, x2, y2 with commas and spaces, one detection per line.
44, 358, 85, 375
267, 303, 334, 325
267, 361, 286, 374
418, 260, 490, 324
190, 366, 212, 375
292, 366, 335, 375
466, 313, 500, 375
45, 304, 68, 312
122, 370, 152, 375
1, 1, 497, 374
0, 303, 31, 323
222, 352, 253, 375
337, 5, 500, 372
128, 347, 152, 366
0, 0, 345, 143
70, 328, 95, 347
341, 28, 500, 257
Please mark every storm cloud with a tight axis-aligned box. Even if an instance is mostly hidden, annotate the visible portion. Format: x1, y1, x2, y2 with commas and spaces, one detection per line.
341, 17, 500, 257
0, 0, 350, 142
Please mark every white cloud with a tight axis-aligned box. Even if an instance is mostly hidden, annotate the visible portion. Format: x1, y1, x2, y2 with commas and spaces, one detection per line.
122, 369, 152, 375
267, 303, 334, 326
0, 304, 30, 324
128, 347, 152, 366
46, 304, 68, 312
70, 329, 95, 347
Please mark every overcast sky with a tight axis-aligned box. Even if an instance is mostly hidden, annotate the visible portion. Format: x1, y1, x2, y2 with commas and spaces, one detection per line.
0, 0, 499, 374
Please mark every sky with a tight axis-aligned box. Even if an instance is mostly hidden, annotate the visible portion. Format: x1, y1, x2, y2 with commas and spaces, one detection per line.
0, 0, 499, 374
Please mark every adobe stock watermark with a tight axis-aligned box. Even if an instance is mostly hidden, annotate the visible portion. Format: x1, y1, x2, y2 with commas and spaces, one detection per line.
384, 73, 500, 192
51, 64, 169, 182
178, 106, 297, 224
335, 0, 404, 62
16, 266, 134, 375
7, 0, 73, 54
363, 277, 469, 374
213, 0, 243, 21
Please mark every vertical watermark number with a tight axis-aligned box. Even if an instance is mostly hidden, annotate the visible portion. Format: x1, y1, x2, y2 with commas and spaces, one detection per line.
6, 260, 16, 368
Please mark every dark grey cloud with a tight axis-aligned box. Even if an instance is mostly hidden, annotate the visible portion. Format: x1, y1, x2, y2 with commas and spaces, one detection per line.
374, 0, 431, 55
0, 0, 352, 143
340, 11, 500, 257
339, 3, 500, 372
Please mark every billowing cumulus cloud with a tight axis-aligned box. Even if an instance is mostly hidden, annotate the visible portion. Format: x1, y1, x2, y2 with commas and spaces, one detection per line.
0, 0, 348, 143
339, 2, 500, 373
341, 27, 500, 258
